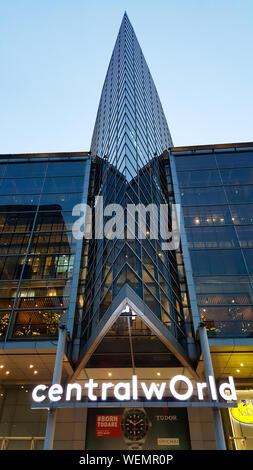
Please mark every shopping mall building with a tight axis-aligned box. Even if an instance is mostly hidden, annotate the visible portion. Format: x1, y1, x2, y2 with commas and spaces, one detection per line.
0, 13, 253, 451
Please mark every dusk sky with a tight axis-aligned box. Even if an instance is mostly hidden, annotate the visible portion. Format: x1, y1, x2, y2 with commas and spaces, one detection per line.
1, 0, 252, 154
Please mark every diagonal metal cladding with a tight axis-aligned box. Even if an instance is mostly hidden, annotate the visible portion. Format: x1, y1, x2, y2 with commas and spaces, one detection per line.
71, 284, 198, 381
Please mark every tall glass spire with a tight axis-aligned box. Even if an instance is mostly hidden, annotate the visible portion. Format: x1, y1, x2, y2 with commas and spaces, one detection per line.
90, 12, 173, 179
80, 14, 187, 370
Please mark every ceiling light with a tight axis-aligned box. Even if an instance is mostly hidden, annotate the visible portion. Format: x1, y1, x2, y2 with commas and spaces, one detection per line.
34, 370, 38, 375
236, 369, 240, 373
29, 365, 34, 369
157, 372, 161, 376
108, 372, 112, 377
0, 365, 4, 369
5, 371, 10, 375
240, 363, 244, 367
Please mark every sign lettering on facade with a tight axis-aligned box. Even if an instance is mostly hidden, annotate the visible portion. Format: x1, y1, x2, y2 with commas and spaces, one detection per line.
31, 374, 237, 405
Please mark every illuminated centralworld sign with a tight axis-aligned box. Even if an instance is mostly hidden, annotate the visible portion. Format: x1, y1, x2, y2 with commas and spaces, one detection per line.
31, 374, 237, 405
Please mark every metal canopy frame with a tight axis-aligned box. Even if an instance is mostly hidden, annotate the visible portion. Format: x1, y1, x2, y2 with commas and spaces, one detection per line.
72, 284, 199, 382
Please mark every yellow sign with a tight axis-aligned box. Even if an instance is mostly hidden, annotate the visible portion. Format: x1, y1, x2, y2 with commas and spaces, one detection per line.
231, 399, 253, 425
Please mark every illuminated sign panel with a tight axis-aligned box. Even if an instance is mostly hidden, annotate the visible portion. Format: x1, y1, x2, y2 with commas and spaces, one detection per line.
31, 375, 237, 405
231, 399, 253, 425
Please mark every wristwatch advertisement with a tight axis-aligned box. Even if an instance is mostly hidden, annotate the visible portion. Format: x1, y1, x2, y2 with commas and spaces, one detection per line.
85, 406, 191, 450
120, 407, 152, 450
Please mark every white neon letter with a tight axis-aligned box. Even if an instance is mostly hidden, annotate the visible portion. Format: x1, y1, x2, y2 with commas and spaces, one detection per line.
84, 379, 98, 401
101, 382, 114, 400
132, 375, 138, 400
66, 383, 82, 402
140, 382, 166, 400
48, 384, 63, 402
32, 384, 47, 403
208, 376, 218, 400
169, 375, 193, 400
219, 376, 237, 401
196, 382, 207, 400
114, 382, 131, 401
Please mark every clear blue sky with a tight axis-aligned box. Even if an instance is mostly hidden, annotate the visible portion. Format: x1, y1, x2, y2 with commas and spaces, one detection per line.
0, 0, 252, 154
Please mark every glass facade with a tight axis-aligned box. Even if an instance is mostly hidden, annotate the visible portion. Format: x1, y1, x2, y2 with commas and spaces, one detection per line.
1, 12, 252, 452
81, 157, 187, 355
81, 14, 186, 363
171, 145, 253, 338
91, 13, 173, 178
0, 156, 90, 341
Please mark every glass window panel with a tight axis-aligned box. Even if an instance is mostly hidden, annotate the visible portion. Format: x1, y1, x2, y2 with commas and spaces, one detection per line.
220, 168, 253, 185
200, 305, 253, 322
143, 286, 161, 317
0, 256, 24, 280
46, 161, 87, 177
0, 178, 43, 195
29, 231, 76, 254
126, 266, 142, 296
225, 185, 253, 204
178, 170, 222, 187
0, 311, 11, 339
0, 281, 18, 304
100, 287, 112, 316
0, 164, 7, 178
182, 205, 231, 227
35, 212, 73, 232
197, 292, 252, 306
216, 152, 253, 168
230, 204, 253, 225
39, 193, 83, 210
23, 254, 74, 279
190, 249, 247, 275
242, 249, 253, 273
115, 269, 127, 295
0, 195, 39, 206
174, 155, 217, 171
4, 163, 47, 178
194, 275, 253, 297
43, 176, 84, 194
0, 233, 30, 254
186, 226, 239, 249
12, 309, 62, 338
142, 248, 156, 279
180, 187, 226, 205
0, 212, 35, 233
235, 226, 253, 248
142, 267, 159, 299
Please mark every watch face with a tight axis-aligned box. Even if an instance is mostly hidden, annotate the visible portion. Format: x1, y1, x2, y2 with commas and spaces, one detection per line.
121, 408, 149, 441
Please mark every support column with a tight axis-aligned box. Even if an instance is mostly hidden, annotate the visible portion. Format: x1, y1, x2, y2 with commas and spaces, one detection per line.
198, 322, 226, 450
43, 324, 67, 450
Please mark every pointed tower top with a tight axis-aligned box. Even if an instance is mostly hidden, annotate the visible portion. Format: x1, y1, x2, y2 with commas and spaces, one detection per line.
90, 14, 173, 165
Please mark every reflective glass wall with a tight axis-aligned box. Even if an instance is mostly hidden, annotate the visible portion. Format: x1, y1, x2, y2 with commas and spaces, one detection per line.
81, 156, 187, 351
0, 156, 90, 341
84, 14, 185, 358
90, 13, 172, 180
172, 145, 253, 337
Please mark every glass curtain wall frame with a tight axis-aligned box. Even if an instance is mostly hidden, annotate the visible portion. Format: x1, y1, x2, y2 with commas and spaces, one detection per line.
81, 156, 187, 350
173, 146, 253, 338
0, 156, 90, 341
